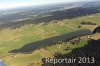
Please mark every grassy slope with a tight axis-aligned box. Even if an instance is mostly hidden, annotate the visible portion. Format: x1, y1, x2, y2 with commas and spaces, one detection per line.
0, 13, 100, 66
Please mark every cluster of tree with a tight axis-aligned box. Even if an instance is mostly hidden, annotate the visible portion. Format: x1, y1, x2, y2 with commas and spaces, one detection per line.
42, 39, 100, 66
69, 37, 81, 44
9, 30, 92, 53
81, 22, 96, 25
93, 26, 100, 34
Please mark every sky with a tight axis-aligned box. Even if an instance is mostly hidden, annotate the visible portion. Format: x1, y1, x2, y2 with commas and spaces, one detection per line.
0, 0, 95, 9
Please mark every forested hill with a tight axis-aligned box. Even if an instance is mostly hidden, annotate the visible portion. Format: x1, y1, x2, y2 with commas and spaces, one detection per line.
0, 4, 100, 29
32, 6, 100, 23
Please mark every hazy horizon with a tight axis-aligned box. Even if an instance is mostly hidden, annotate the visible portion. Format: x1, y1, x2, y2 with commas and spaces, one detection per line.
0, 0, 97, 9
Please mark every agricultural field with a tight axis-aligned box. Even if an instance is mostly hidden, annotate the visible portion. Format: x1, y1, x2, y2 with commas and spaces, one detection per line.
0, 13, 100, 66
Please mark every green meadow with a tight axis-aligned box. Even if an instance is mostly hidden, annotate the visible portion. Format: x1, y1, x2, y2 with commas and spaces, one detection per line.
0, 13, 100, 66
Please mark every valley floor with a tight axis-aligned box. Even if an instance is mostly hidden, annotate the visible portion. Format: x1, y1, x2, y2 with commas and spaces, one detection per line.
0, 13, 100, 66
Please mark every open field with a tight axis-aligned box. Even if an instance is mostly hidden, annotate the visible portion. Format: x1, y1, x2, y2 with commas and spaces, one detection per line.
2, 36, 88, 66
91, 33, 100, 40
0, 13, 100, 66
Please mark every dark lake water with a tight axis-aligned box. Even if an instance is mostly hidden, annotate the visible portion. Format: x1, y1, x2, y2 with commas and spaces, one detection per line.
9, 29, 92, 53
